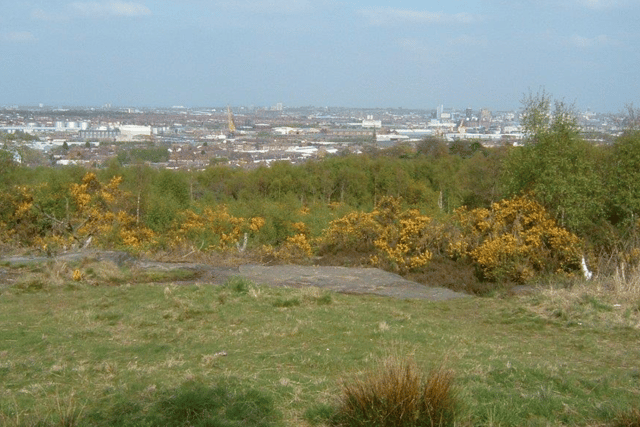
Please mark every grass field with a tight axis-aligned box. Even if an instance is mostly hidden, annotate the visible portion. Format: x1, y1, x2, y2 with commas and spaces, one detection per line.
1, 260, 639, 426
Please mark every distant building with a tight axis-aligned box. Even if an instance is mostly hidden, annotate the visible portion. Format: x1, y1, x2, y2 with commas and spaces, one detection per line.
79, 128, 119, 140
362, 115, 382, 128
118, 125, 151, 141
327, 128, 375, 138
480, 109, 492, 125
465, 108, 473, 120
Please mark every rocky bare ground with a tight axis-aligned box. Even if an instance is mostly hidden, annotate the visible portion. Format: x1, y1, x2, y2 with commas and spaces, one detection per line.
1, 250, 469, 301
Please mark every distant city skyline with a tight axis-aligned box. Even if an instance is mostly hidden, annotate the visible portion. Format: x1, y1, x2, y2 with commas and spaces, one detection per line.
1, 1, 638, 113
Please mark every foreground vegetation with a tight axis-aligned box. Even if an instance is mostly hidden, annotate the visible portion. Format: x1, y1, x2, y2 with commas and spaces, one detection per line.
0, 259, 639, 426
3, 95, 640, 294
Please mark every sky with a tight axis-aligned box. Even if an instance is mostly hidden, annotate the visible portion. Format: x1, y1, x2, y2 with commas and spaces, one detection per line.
1, 0, 638, 112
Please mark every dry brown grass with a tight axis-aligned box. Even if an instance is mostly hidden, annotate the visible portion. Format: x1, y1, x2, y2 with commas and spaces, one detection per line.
406, 255, 484, 295
335, 357, 457, 427
612, 408, 640, 427
13, 260, 73, 291
524, 264, 640, 329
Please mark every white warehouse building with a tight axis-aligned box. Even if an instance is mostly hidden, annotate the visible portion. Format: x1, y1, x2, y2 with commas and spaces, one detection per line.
117, 125, 152, 141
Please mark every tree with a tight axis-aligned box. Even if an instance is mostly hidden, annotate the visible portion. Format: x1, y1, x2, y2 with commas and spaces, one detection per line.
502, 91, 606, 236
145, 169, 190, 232
326, 155, 370, 205
460, 147, 508, 209
0, 148, 18, 188
417, 136, 448, 159
449, 140, 484, 158
608, 113, 640, 227
622, 103, 640, 130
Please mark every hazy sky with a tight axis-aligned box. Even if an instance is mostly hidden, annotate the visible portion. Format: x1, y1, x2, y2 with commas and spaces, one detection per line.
1, 0, 638, 111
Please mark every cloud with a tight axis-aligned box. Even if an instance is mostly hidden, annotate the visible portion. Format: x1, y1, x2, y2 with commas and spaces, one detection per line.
1, 31, 37, 43
214, 0, 313, 14
68, 1, 151, 17
359, 8, 480, 26
567, 34, 611, 47
575, 0, 620, 9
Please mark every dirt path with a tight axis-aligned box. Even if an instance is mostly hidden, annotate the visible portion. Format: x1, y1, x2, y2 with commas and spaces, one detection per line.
1, 251, 469, 301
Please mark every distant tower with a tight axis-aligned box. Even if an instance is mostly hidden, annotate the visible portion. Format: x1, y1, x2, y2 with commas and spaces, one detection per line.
227, 106, 236, 135
437, 104, 444, 121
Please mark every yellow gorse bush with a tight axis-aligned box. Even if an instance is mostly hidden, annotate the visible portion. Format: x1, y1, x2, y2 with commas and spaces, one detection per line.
322, 210, 382, 254
0, 184, 41, 246
173, 205, 265, 251
322, 197, 433, 273
261, 233, 313, 263
449, 195, 582, 282
14, 185, 34, 218
2, 173, 584, 287
0, 173, 156, 250
67, 173, 154, 249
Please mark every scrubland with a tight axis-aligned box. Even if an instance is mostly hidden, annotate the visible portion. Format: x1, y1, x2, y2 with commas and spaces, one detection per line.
2, 94, 640, 425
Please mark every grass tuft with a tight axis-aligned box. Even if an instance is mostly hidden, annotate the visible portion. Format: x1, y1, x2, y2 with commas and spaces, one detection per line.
315, 293, 333, 305
224, 276, 254, 294
334, 357, 457, 427
53, 390, 86, 427
273, 297, 301, 308
614, 408, 640, 427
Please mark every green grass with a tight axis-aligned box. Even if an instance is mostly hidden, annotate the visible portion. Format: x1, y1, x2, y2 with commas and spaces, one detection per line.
0, 267, 639, 426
